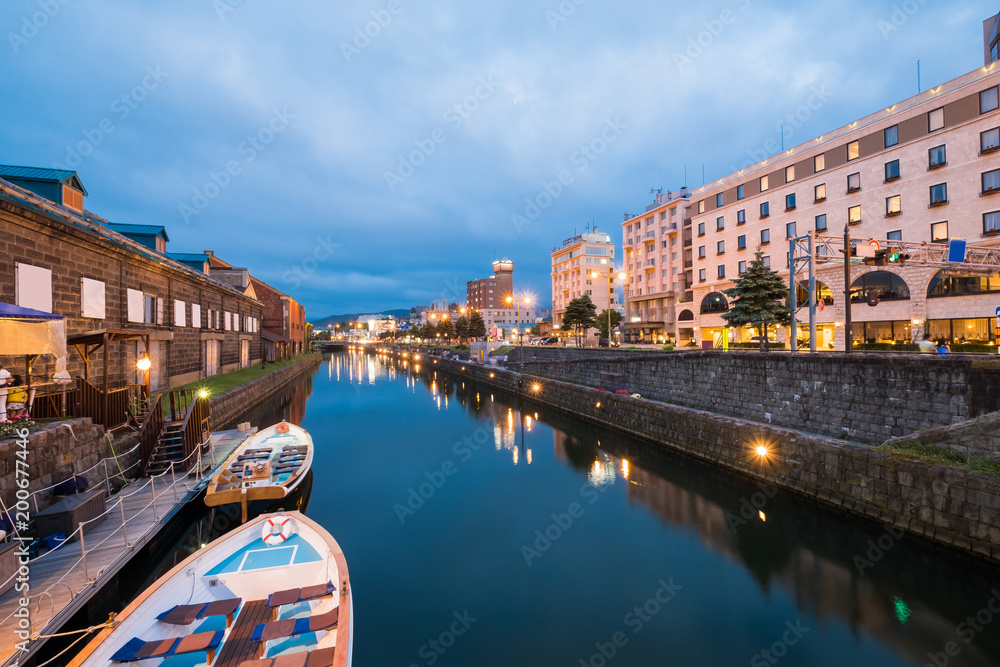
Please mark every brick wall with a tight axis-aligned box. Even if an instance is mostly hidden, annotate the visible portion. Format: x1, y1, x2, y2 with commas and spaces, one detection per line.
516, 350, 1000, 443
414, 353, 1000, 563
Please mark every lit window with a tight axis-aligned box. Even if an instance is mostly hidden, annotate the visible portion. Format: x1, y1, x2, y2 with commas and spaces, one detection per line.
760, 229, 770, 245
886, 195, 901, 216
760, 201, 769, 218
760, 175, 769, 192
697, 200, 705, 214
930, 183, 947, 205
981, 87, 999, 114
985, 211, 1000, 235
884, 125, 898, 148
848, 140, 860, 161
814, 154, 825, 172
885, 159, 900, 181
785, 165, 795, 182
982, 128, 1000, 153
849, 205, 862, 225
847, 172, 861, 192
737, 209, 746, 224
814, 183, 826, 201
738, 234, 747, 250
929, 145, 946, 168
785, 193, 796, 210
737, 184, 745, 200
930, 221, 948, 242
928, 107, 944, 132
984, 169, 1000, 194
815, 214, 827, 231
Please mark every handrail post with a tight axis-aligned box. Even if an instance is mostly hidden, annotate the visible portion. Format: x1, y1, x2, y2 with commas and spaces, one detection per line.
170, 463, 178, 502
151, 476, 158, 521
79, 524, 89, 582
120, 497, 129, 547
103, 459, 111, 496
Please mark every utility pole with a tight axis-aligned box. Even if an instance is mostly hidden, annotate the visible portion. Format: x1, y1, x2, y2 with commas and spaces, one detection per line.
843, 224, 852, 354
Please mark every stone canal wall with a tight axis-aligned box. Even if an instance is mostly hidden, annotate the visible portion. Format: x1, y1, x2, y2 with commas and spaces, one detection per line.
209, 354, 321, 429
417, 355, 1000, 563
515, 350, 1000, 445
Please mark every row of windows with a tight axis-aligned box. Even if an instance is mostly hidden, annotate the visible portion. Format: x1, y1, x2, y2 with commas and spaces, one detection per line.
695, 86, 1000, 214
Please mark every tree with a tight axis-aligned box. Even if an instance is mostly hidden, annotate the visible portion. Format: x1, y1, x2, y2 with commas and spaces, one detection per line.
469, 312, 487, 340
448, 302, 459, 312
455, 316, 470, 341
437, 317, 456, 340
410, 307, 417, 314
562, 295, 598, 347
596, 309, 623, 338
721, 248, 790, 351
529, 324, 541, 336
418, 322, 436, 340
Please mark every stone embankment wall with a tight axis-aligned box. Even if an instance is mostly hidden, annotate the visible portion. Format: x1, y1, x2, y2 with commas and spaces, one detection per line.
515, 350, 1000, 444
885, 411, 1000, 462
415, 354, 1000, 563
209, 355, 321, 429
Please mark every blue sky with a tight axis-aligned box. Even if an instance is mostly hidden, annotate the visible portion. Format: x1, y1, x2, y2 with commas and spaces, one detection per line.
0, 1, 991, 317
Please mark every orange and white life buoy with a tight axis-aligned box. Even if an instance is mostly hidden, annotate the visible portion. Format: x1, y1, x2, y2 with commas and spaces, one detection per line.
276, 422, 289, 434
262, 515, 296, 546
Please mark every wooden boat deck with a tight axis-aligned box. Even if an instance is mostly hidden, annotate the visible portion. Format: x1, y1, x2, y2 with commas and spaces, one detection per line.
0, 428, 257, 667
214, 599, 268, 667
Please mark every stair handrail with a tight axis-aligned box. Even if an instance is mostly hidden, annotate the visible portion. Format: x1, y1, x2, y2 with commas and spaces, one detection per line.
137, 393, 165, 473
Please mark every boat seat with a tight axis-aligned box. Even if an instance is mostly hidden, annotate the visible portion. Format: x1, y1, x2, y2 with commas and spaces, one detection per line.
250, 608, 339, 645
111, 630, 223, 662
265, 583, 335, 609
238, 647, 335, 667
156, 598, 241, 626
281, 446, 308, 453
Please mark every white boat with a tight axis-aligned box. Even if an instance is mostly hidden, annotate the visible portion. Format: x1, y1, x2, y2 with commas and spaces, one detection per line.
205, 421, 315, 522
68, 511, 353, 667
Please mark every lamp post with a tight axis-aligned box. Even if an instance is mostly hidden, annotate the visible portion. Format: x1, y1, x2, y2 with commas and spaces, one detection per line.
136, 354, 151, 396
505, 294, 532, 365
591, 269, 627, 347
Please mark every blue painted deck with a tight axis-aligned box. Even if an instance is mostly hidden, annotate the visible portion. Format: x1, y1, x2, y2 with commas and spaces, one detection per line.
205, 534, 322, 575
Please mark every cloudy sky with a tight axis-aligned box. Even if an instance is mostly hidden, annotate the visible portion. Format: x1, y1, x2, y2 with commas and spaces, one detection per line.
0, 1, 991, 317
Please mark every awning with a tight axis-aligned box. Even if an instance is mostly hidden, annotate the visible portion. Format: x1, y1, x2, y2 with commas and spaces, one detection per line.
0, 302, 71, 383
66, 329, 151, 384
261, 328, 292, 344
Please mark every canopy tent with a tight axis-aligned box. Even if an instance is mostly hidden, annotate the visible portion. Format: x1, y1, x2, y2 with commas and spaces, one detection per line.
0, 302, 72, 384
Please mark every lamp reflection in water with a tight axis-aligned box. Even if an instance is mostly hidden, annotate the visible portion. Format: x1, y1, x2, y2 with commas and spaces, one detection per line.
589, 457, 616, 487
621, 459, 630, 479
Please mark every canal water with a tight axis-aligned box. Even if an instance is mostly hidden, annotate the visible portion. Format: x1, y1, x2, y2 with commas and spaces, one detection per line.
226, 350, 1000, 666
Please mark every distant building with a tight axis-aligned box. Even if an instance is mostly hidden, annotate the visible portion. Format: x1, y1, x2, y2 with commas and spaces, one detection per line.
986, 11, 999, 64
551, 229, 617, 341
431, 298, 449, 312
467, 260, 513, 311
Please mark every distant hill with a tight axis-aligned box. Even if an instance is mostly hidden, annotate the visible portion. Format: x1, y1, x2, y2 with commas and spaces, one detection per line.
309, 309, 411, 328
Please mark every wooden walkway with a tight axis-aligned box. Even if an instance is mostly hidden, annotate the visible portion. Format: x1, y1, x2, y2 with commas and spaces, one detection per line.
0, 428, 255, 667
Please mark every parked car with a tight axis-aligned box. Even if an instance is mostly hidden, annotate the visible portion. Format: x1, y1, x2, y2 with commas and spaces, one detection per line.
540, 337, 560, 345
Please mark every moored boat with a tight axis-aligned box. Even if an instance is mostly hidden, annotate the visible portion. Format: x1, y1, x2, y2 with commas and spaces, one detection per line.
68, 511, 353, 667
205, 421, 314, 522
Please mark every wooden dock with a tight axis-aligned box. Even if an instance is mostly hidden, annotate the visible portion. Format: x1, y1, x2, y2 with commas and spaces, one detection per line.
0, 428, 256, 667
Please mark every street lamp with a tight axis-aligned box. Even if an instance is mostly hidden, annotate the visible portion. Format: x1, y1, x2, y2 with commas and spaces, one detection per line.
505, 294, 532, 364
136, 354, 151, 395
591, 269, 627, 347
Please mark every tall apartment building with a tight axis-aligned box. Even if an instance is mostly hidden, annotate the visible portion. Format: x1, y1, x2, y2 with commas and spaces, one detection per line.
986, 11, 999, 65
621, 189, 692, 343
669, 60, 1000, 351
467, 260, 513, 311
551, 229, 617, 334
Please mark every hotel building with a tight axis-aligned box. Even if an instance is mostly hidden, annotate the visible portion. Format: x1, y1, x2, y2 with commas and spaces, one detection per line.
625, 59, 1000, 350
551, 229, 618, 338
466, 260, 513, 312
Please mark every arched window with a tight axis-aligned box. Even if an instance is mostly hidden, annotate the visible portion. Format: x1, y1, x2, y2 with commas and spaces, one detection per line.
927, 270, 1000, 297
678, 309, 695, 321
849, 271, 910, 303
793, 280, 834, 306
700, 292, 729, 314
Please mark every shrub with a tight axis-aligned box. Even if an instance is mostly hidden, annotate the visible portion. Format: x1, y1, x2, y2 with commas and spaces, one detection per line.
951, 343, 996, 353
730, 342, 787, 349
662, 345, 674, 351
853, 343, 920, 351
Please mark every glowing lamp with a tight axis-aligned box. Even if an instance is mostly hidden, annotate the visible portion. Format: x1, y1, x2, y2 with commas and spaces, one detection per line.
136, 355, 152, 372
755, 445, 769, 458
198, 389, 210, 399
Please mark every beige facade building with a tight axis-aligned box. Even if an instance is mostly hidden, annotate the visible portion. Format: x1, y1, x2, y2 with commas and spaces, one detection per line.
664, 62, 1000, 351
551, 229, 618, 334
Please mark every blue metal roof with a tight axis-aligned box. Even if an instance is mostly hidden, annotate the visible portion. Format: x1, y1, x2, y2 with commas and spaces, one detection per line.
105, 222, 170, 242
0, 164, 88, 196
167, 253, 209, 262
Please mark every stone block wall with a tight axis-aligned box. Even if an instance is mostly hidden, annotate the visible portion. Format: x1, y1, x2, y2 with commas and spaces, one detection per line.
416, 354, 1000, 563
518, 350, 1000, 443
209, 355, 321, 429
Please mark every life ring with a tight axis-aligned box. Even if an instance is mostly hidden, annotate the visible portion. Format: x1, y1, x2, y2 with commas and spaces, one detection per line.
262, 515, 296, 546
276, 423, 289, 434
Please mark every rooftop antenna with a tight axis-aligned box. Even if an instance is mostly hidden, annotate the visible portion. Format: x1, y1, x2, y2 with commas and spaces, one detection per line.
702, 164, 705, 186
683, 166, 687, 188
917, 60, 921, 93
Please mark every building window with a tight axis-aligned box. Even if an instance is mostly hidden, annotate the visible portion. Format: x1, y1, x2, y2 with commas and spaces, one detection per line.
737, 209, 746, 224
885, 159, 900, 182
847, 140, 860, 161
738, 234, 747, 250
985, 211, 1000, 235
886, 194, 902, 216
849, 271, 911, 303
785, 193, 796, 211
785, 165, 795, 182
737, 184, 745, 200
884, 125, 899, 148
760, 201, 769, 218
698, 200, 705, 214
815, 214, 827, 231
981, 87, 999, 114
928, 107, 945, 132
982, 128, 1000, 153
717, 240, 725, 254
931, 221, 948, 242
699, 268, 706, 282
716, 193, 724, 207
738, 260, 747, 275
717, 265, 726, 279
847, 172, 860, 192
983, 168, 1000, 194
849, 205, 862, 225
760, 175, 769, 192
929, 145, 946, 168
762, 255, 771, 268
716, 216, 725, 231
814, 183, 826, 202
929, 183, 948, 206
698, 222, 706, 236
814, 154, 825, 172
887, 230, 902, 241
698, 245, 706, 259
786, 222, 796, 238
760, 229, 770, 245
700, 292, 729, 313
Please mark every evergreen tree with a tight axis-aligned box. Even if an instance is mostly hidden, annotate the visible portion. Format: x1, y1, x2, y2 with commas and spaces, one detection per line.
469, 312, 487, 339
437, 317, 456, 339
721, 249, 790, 351
455, 316, 471, 341
418, 322, 436, 340
562, 295, 598, 347
596, 309, 623, 338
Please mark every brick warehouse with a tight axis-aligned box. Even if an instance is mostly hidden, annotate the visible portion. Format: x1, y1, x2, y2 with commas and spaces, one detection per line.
0, 166, 264, 391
